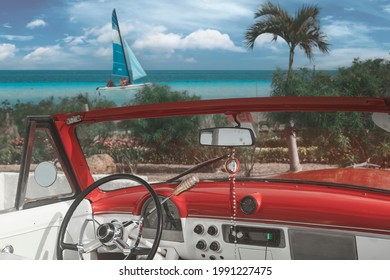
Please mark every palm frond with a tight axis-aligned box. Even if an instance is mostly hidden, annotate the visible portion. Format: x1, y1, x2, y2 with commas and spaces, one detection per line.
245, 19, 288, 49
255, 1, 290, 20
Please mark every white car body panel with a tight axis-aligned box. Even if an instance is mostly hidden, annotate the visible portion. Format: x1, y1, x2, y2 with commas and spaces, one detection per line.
0, 199, 93, 259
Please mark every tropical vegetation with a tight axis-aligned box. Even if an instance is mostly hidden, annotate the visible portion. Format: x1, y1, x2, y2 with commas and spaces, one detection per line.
268, 58, 390, 168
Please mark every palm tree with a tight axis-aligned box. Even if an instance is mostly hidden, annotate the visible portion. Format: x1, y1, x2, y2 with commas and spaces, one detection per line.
245, 2, 329, 172
245, 1, 329, 75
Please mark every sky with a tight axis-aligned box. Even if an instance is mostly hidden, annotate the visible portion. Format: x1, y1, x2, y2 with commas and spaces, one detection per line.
0, 0, 389, 70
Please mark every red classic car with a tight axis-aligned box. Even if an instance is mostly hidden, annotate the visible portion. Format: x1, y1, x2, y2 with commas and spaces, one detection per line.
0, 96, 390, 260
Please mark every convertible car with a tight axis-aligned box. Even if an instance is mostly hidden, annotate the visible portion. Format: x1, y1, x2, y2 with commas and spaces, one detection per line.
0, 96, 390, 260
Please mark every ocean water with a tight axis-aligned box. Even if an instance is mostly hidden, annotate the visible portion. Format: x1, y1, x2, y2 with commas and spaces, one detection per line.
0, 70, 273, 106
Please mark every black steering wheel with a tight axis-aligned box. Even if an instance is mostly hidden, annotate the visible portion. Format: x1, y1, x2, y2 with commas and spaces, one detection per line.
57, 174, 163, 260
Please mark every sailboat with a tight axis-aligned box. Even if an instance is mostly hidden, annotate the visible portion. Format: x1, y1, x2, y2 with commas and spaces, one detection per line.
97, 9, 152, 92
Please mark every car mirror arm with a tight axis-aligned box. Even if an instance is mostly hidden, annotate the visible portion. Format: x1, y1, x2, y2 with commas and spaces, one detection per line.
141, 175, 200, 221
165, 154, 228, 183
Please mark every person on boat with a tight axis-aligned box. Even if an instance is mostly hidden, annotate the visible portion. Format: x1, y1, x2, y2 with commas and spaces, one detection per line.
120, 78, 129, 86
106, 79, 114, 87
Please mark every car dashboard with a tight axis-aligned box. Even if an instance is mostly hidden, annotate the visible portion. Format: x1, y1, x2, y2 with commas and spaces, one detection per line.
91, 178, 390, 260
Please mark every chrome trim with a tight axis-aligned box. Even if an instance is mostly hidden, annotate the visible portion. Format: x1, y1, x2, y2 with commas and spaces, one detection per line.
66, 115, 82, 125
1, 245, 14, 254
97, 222, 124, 246
187, 214, 390, 234
16, 121, 36, 210
93, 211, 134, 216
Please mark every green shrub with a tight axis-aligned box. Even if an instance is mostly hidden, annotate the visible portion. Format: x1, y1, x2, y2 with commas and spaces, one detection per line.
0, 137, 23, 165
129, 85, 201, 163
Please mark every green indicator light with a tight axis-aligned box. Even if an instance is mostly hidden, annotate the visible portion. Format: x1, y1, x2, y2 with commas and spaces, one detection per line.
266, 233, 273, 240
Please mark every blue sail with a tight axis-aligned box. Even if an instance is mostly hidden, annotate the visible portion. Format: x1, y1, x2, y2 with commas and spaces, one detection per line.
124, 40, 147, 81
111, 9, 129, 78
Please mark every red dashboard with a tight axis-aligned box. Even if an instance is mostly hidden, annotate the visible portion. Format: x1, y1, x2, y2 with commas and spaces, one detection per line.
90, 178, 390, 235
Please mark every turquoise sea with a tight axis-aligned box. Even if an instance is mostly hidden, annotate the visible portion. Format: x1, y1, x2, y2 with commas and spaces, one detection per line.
0, 70, 273, 106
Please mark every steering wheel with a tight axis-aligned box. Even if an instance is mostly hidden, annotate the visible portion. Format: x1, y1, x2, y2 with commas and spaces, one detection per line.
56, 174, 163, 260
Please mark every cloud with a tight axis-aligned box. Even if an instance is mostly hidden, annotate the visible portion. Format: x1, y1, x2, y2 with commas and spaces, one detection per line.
68, 0, 253, 32
0, 35, 34, 41
68, 45, 90, 56
383, 5, 390, 14
186, 0, 252, 20
0, 44, 16, 61
184, 57, 197, 63
62, 35, 87, 46
323, 20, 370, 38
85, 23, 114, 44
132, 26, 181, 54
3, 23, 12, 28
93, 47, 111, 58
133, 27, 244, 54
321, 16, 334, 21
251, 33, 287, 51
183, 29, 243, 51
314, 47, 390, 69
322, 20, 374, 48
60, 23, 114, 51
26, 19, 47, 29
23, 45, 62, 61
63, 23, 119, 47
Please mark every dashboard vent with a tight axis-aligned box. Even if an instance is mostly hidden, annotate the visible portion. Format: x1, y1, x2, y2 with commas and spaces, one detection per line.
239, 195, 258, 215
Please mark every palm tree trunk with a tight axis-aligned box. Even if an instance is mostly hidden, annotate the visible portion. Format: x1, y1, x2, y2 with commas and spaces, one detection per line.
286, 47, 302, 172
287, 126, 302, 171
288, 48, 294, 76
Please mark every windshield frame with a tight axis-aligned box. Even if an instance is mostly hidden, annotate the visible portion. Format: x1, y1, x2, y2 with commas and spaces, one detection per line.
55, 96, 390, 124
53, 96, 390, 192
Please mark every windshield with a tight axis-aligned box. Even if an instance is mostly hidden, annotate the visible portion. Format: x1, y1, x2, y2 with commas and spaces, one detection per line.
76, 111, 390, 190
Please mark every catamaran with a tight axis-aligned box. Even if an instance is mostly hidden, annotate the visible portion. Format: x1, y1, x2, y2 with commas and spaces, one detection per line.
97, 9, 152, 92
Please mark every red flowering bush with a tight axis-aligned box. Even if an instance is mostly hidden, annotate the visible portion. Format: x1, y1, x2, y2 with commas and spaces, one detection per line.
92, 135, 147, 174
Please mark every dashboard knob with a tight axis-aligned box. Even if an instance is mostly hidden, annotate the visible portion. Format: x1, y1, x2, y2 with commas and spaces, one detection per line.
236, 231, 244, 239
196, 240, 207, 251
207, 225, 218, 236
194, 224, 204, 234
209, 241, 221, 252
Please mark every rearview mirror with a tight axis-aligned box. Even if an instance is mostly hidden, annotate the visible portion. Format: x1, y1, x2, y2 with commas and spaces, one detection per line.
200, 127, 255, 147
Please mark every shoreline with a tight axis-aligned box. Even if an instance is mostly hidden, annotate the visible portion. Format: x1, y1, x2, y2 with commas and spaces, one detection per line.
0, 69, 275, 105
